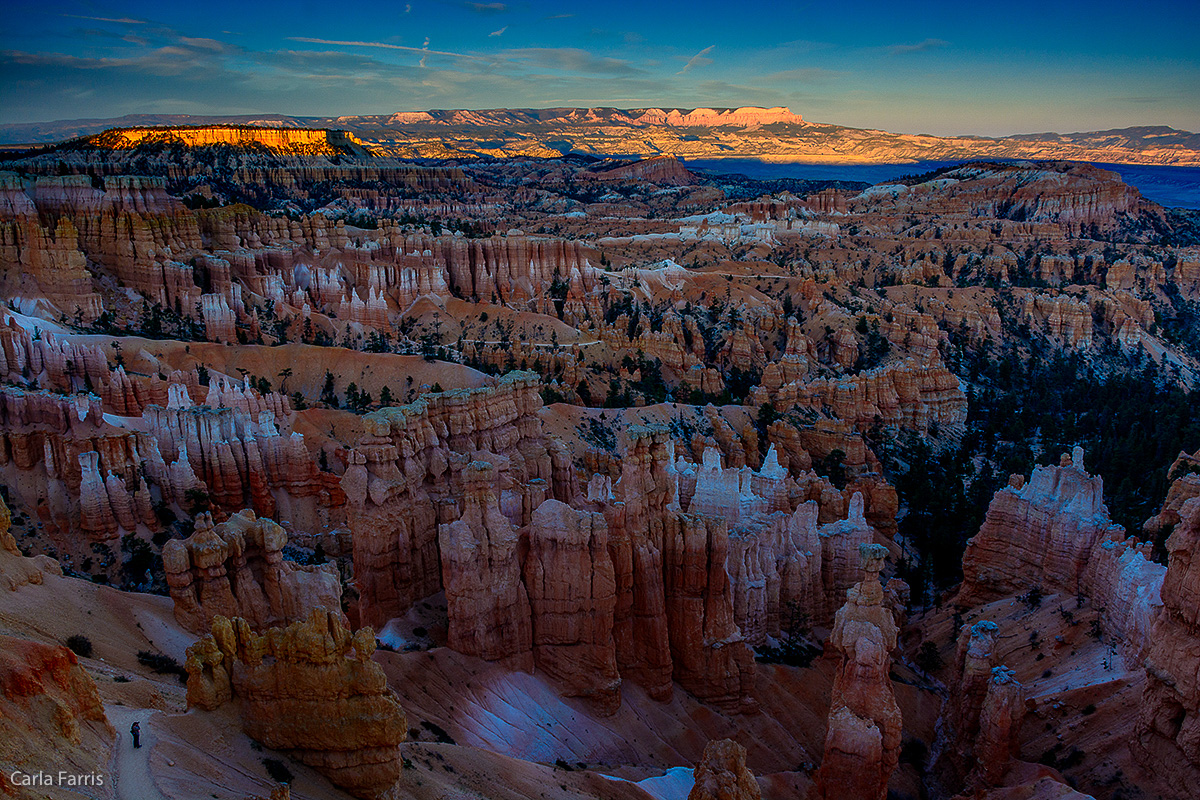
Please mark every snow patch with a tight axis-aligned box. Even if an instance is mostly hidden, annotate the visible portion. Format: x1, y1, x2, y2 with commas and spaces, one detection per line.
637, 767, 696, 800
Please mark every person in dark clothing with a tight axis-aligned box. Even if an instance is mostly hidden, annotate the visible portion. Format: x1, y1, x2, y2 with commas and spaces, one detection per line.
130, 721, 140, 749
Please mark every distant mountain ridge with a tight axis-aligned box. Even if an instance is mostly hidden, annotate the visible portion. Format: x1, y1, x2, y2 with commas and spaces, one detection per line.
3, 107, 1198, 166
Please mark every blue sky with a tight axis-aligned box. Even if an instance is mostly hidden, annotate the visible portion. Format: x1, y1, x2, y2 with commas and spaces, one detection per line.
2, 0, 1197, 136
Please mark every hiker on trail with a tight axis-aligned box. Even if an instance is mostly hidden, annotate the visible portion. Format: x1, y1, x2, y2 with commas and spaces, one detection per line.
131, 721, 141, 749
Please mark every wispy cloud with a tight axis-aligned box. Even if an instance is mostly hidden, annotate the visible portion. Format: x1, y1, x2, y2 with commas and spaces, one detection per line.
287, 37, 483, 61
503, 47, 640, 76
467, 2, 506, 13
889, 38, 948, 56
677, 45, 715, 75
764, 67, 843, 83
60, 14, 146, 25
489, 26, 508, 37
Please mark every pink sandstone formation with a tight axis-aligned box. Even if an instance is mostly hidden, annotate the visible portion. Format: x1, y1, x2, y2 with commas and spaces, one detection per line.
687, 738, 763, 800
0, 634, 114, 799
342, 373, 569, 630
1144, 446, 1200, 536
1135, 498, 1200, 796
438, 459, 534, 665
524, 498, 620, 712
972, 666, 1024, 789
811, 543, 901, 800
163, 510, 342, 634
935, 621, 1025, 792
959, 447, 1166, 660
184, 609, 406, 799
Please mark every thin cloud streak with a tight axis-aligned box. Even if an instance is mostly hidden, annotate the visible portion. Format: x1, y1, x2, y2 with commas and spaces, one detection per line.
60, 14, 147, 25
889, 38, 948, 55
677, 45, 715, 74
287, 37, 485, 60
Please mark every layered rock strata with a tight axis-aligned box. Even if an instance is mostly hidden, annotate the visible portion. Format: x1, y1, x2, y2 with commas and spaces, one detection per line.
524, 498, 620, 712
811, 544, 901, 800
184, 610, 406, 800
342, 373, 569, 629
163, 510, 342, 634
687, 738, 763, 800
1135, 498, 1200, 797
959, 448, 1166, 660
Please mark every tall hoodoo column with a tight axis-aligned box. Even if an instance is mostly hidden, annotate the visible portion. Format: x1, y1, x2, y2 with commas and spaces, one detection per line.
811, 543, 902, 800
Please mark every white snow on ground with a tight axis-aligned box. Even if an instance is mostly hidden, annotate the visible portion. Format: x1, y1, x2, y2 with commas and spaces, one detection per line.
637, 767, 696, 800
377, 618, 410, 651
674, 211, 739, 224
596, 766, 695, 799
596, 233, 683, 244
1, 306, 73, 336
856, 183, 909, 199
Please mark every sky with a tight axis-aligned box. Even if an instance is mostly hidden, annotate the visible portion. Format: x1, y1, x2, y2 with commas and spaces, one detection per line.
1, 0, 1198, 137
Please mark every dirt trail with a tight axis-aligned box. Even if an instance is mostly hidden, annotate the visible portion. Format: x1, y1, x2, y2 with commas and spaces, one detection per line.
105, 704, 168, 800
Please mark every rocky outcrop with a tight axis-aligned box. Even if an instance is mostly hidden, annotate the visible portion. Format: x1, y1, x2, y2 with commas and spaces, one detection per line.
438, 460, 533, 666
342, 373, 568, 629
662, 512, 758, 713
687, 739, 762, 800
184, 610, 405, 799
586, 156, 696, 186
973, 666, 1024, 789
959, 448, 1166, 660
959, 449, 1121, 602
811, 544, 901, 800
0, 635, 114, 798
142, 400, 321, 517
760, 358, 967, 435
935, 621, 1024, 792
1144, 447, 1200, 537
162, 510, 341, 634
1135, 498, 1200, 798
524, 499, 620, 713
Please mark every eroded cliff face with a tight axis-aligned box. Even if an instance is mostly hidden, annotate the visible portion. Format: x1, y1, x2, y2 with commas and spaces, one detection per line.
934, 622, 1025, 793
0, 634, 114, 799
958, 448, 1166, 661
688, 738, 763, 800
438, 460, 533, 666
959, 450, 1118, 602
342, 372, 564, 629
163, 510, 341, 634
811, 544, 901, 800
1135, 498, 1200, 796
524, 498, 620, 712
185, 610, 406, 799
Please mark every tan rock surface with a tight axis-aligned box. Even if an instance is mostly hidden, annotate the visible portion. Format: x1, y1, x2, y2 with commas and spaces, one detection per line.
184, 609, 406, 799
